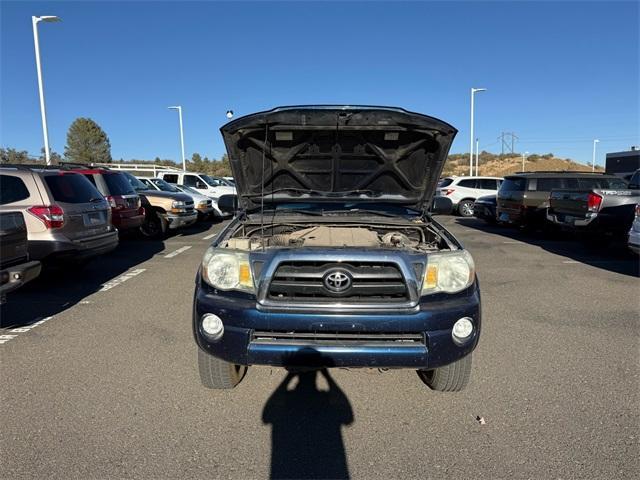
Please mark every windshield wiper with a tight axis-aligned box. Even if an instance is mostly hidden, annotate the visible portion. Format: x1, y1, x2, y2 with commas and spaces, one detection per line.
246, 188, 324, 198
322, 208, 408, 218
89, 197, 104, 203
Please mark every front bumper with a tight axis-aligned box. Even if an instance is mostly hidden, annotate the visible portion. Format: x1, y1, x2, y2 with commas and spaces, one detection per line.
163, 211, 198, 229
193, 283, 481, 370
0, 260, 41, 297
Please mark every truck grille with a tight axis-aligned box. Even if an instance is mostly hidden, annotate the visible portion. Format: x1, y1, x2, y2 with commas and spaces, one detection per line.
267, 261, 408, 302
251, 331, 424, 347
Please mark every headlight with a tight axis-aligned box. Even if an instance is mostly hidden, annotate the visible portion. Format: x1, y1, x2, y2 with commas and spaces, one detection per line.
421, 250, 475, 295
172, 200, 186, 208
198, 200, 208, 207
201, 248, 255, 293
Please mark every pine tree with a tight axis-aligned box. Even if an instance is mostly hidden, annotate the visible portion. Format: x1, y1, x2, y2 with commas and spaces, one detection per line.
64, 118, 112, 164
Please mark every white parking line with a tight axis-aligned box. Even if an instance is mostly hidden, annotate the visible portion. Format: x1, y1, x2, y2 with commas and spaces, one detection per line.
0, 316, 53, 345
202, 232, 217, 240
164, 246, 192, 258
99, 268, 146, 291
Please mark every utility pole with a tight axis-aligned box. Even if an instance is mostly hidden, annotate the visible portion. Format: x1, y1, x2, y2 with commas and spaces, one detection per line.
475, 138, 479, 176
469, 88, 486, 176
32, 15, 61, 165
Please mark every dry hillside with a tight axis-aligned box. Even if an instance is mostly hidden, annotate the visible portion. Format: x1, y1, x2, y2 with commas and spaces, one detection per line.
442, 152, 604, 177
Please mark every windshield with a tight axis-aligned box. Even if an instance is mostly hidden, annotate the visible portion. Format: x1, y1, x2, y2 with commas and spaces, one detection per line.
104, 173, 136, 196
150, 178, 180, 193
178, 185, 199, 194
200, 175, 221, 187
122, 172, 151, 192
438, 178, 454, 188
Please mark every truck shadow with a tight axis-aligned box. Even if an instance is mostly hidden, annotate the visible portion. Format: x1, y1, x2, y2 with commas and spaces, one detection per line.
0, 236, 165, 328
262, 362, 354, 479
455, 217, 639, 278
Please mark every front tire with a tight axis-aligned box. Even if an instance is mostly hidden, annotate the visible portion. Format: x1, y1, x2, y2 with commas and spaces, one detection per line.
458, 200, 475, 217
417, 354, 472, 392
139, 213, 165, 238
198, 348, 247, 389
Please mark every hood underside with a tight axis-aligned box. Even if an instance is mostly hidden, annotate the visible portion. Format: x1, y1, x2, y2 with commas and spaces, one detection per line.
220, 106, 457, 211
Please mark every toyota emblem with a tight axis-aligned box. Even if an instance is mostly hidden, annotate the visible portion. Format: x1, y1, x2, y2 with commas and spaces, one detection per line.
323, 269, 352, 293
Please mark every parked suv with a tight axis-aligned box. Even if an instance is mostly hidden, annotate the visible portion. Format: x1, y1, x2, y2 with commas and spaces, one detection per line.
0, 211, 41, 303
436, 176, 502, 216
0, 166, 118, 261
194, 106, 479, 392
70, 168, 145, 233
121, 172, 197, 237
497, 171, 614, 228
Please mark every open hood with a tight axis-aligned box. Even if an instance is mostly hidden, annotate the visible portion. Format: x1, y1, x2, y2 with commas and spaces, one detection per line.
220, 106, 457, 212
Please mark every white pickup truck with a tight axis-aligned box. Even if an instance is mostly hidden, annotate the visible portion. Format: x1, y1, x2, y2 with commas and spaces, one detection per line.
157, 171, 236, 200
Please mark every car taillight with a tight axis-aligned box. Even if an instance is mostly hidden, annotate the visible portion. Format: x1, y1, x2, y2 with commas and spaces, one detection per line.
587, 192, 603, 212
443, 189, 455, 196
635, 204, 640, 217
106, 195, 125, 210
28, 205, 64, 229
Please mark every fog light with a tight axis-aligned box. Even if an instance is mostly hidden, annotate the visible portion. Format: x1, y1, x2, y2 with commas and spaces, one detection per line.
452, 317, 474, 344
201, 314, 224, 340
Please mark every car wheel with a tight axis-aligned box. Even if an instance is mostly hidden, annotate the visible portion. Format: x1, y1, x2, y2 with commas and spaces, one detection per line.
417, 354, 472, 392
139, 214, 164, 238
198, 348, 247, 389
458, 200, 475, 217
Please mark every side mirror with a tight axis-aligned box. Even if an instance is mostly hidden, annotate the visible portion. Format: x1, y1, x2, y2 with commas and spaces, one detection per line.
430, 196, 453, 215
195, 181, 206, 189
217, 194, 238, 215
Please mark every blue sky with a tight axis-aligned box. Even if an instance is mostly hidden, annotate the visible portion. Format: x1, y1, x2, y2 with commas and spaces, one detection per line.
1, 1, 638, 165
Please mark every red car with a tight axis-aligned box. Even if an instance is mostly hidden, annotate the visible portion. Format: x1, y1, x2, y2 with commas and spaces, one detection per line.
73, 168, 145, 232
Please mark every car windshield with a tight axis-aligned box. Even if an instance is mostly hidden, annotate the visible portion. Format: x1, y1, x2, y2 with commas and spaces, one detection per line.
104, 173, 136, 195
200, 175, 221, 187
178, 185, 199, 194
122, 172, 151, 192
150, 178, 180, 193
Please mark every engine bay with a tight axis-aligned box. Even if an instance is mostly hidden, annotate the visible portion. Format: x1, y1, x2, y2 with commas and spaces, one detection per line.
222, 222, 447, 252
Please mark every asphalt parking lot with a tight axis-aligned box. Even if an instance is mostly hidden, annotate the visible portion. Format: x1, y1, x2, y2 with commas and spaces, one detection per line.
1, 216, 638, 479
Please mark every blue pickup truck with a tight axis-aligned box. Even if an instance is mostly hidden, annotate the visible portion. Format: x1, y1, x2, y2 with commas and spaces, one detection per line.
193, 106, 481, 392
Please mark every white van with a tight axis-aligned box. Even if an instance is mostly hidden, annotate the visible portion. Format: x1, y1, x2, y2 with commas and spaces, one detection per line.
157, 171, 236, 199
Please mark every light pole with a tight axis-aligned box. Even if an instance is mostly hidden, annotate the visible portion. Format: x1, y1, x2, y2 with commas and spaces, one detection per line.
522, 151, 529, 172
591, 139, 600, 172
475, 138, 479, 176
168, 106, 186, 171
469, 87, 487, 176
32, 15, 60, 165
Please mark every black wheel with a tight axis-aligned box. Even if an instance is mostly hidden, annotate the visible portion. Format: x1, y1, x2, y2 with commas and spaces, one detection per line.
417, 354, 472, 392
198, 348, 247, 389
139, 214, 164, 238
458, 200, 475, 217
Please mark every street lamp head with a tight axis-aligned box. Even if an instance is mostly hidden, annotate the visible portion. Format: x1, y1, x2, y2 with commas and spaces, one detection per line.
226, 110, 234, 119
168, 106, 181, 110
472, 87, 487, 93
35, 16, 61, 23
594, 139, 600, 143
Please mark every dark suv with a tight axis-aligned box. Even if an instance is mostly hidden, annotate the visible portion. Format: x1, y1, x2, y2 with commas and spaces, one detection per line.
193, 106, 480, 392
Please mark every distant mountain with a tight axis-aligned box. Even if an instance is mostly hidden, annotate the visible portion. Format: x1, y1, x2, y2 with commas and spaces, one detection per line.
443, 152, 604, 177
